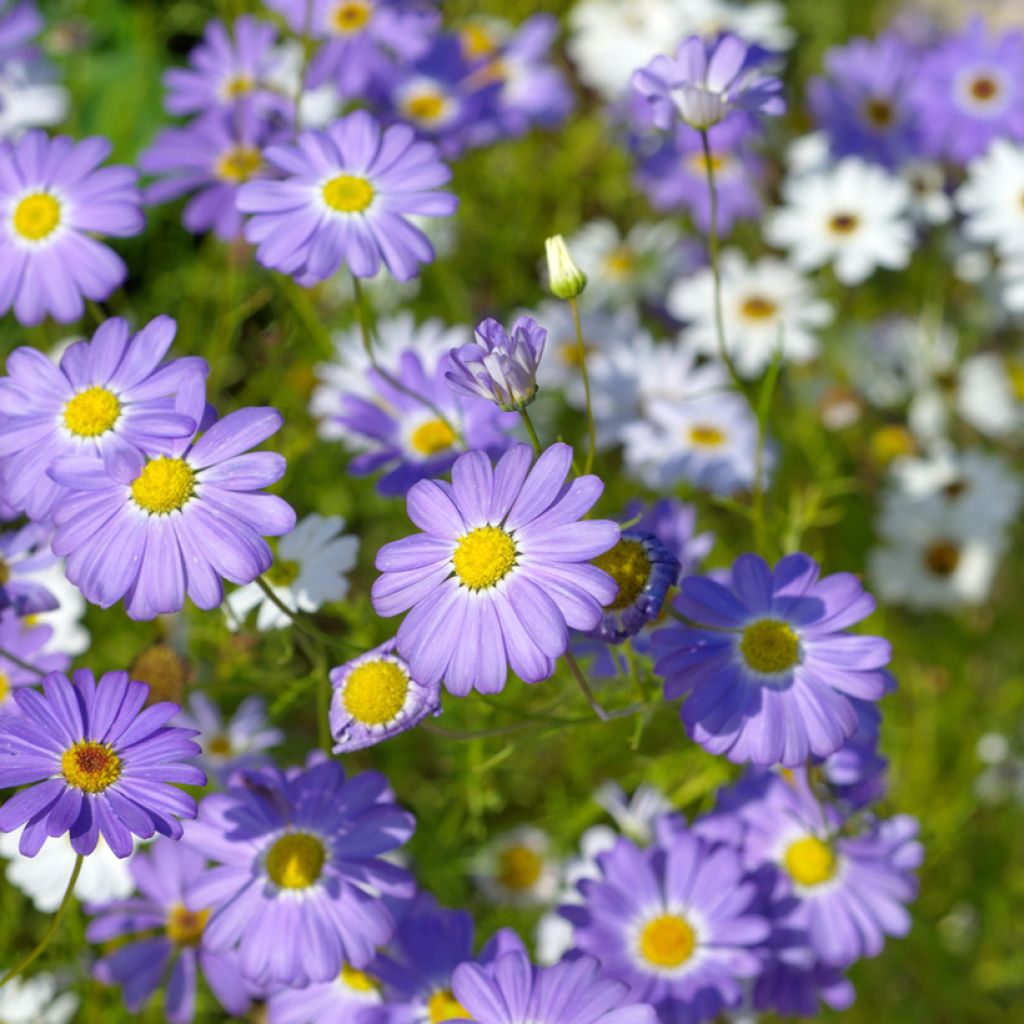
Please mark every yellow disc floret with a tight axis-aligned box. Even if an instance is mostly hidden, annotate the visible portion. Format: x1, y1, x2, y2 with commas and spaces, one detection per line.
343, 659, 409, 726
452, 526, 517, 590
0, 672, 9, 704
428, 989, 469, 1023
166, 904, 210, 946
215, 144, 263, 183
63, 385, 121, 438
266, 557, 301, 588
638, 913, 696, 969
496, 843, 542, 892
402, 90, 449, 124
410, 418, 456, 456
740, 295, 778, 321
322, 174, 375, 213
330, 0, 372, 34
784, 835, 837, 887
265, 832, 327, 890
61, 740, 122, 793
593, 538, 651, 611
130, 457, 196, 515
688, 424, 726, 448
12, 192, 61, 241
739, 619, 800, 674
340, 964, 381, 993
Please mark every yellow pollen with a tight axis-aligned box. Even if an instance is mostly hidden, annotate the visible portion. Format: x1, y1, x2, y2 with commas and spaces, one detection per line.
207, 734, 233, 756
266, 557, 300, 587
496, 843, 543, 891
63, 385, 121, 438
593, 538, 651, 611
166, 904, 210, 946
688, 423, 726, 448
828, 213, 859, 235
403, 90, 448, 123
130, 457, 196, 515
215, 144, 262, 183
12, 192, 61, 241
604, 247, 635, 278
740, 619, 800, 674
688, 151, 727, 175
131, 643, 190, 706
223, 73, 254, 98
0, 672, 9, 703
322, 173, 375, 212
870, 424, 915, 465
558, 339, 591, 368
330, 0, 372, 33
638, 914, 696, 969
340, 963, 381, 993
428, 988, 469, 1022
410, 418, 456, 456
784, 835, 837, 887
61, 740, 122, 793
342, 659, 409, 726
740, 295, 778, 321
266, 832, 327, 890
452, 526, 517, 590
969, 75, 998, 101
924, 540, 960, 577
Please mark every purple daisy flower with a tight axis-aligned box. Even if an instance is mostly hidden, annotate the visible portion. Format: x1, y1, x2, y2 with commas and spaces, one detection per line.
237, 110, 457, 284
0, 0, 41, 61
452, 950, 659, 1024
0, 609, 68, 712
634, 117, 764, 233
631, 34, 785, 132
819, 696, 890, 810
372, 442, 619, 695
335, 349, 515, 496
163, 15, 285, 117
652, 553, 892, 767
0, 314, 206, 522
910, 17, 1024, 163
446, 315, 546, 411
330, 638, 440, 752
140, 105, 284, 241
753, 958, 854, 1017
0, 522, 57, 614
86, 838, 255, 1023
49, 390, 296, 621
185, 758, 415, 987
808, 33, 923, 169
737, 772, 922, 968
266, 0, 439, 97
0, 668, 205, 856
0, 131, 144, 325
561, 816, 770, 1020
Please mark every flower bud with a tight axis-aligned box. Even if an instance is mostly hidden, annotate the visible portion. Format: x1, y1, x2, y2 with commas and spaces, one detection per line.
545, 235, 587, 300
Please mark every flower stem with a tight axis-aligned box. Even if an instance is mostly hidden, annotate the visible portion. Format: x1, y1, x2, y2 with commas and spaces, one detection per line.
519, 407, 542, 455
752, 347, 783, 557
567, 298, 597, 474
564, 650, 608, 721
699, 130, 744, 392
0, 645, 46, 677
0, 854, 83, 989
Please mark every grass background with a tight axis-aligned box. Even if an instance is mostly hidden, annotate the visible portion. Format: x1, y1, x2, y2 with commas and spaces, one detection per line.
2, 0, 1023, 1020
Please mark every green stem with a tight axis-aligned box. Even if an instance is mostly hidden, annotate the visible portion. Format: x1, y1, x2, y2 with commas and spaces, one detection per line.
519, 407, 542, 455
568, 298, 596, 474
752, 348, 783, 557
0, 854, 83, 989
254, 577, 356, 656
0, 645, 46, 677
564, 650, 608, 721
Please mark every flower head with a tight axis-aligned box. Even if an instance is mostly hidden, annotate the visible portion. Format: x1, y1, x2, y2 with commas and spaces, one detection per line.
372, 442, 619, 695
545, 233, 587, 299
176, 693, 283, 782
0, 668, 204, 857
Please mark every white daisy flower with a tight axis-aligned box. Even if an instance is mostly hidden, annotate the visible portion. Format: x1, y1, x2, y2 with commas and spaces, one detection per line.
225, 513, 359, 631
902, 160, 953, 226
957, 351, 1024, 439
766, 157, 913, 284
311, 313, 467, 438
711, 0, 793, 51
593, 781, 673, 843
0, 972, 77, 1024
567, 218, 689, 308
668, 250, 833, 377
473, 826, 561, 907
956, 138, 1024, 257
0, 827, 135, 913
0, 60, 68, 140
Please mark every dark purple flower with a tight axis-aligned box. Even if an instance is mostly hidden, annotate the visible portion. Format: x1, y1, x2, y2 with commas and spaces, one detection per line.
446, 315, 546, 411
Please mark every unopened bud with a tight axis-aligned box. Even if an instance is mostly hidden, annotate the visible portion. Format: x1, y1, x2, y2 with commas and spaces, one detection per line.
545, 235, 587, 300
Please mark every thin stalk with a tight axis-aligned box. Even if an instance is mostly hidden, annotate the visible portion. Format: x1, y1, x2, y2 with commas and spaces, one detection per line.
752, 347, 783, 557
0, 646, 46, 677
519, 406, 542, 455
564, 650, 608, 721
568, 297, 596, 474
0, 855, 83, 989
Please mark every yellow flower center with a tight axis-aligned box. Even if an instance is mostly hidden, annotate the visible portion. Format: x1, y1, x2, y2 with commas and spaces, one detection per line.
63, 385, 121, 438
688, 423, 726, 448
1005, 360, 1024, 402
342, 659, 409, 726
130, 457, 196, 515
340, 963, 381, 993
828, 213, 860, 235
461, 22, 498, 59
330, 0, 372, 34
687, 151, 727, 175
266, 557, 300, 587
265, 832, 327, 890
924, 540, 960, 577
215, 144, 263, 183
223, 73, 254, 98
739, 619, 800, 674
870, 424, 915, 465
61, 740, 122, 793
496, 843, 543, 891
207, 734, 233, 756
131, 643, 189, 706
968, 74, 998, 102
603, 246, 635, 278
323, 174, 375, 213
740, 295, 778, 321
558, 339, 592, 368
428, 989, 470, 1023
0, 672, 9, 704
410, 418, 457, 456
402, 90, 449, 124
452, 526, 517, 590
166, 903, 210, 946
784, 835, 837, 887
638, 913, 696, 969
12, 192, 61, 241
592, 538, 650, 612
